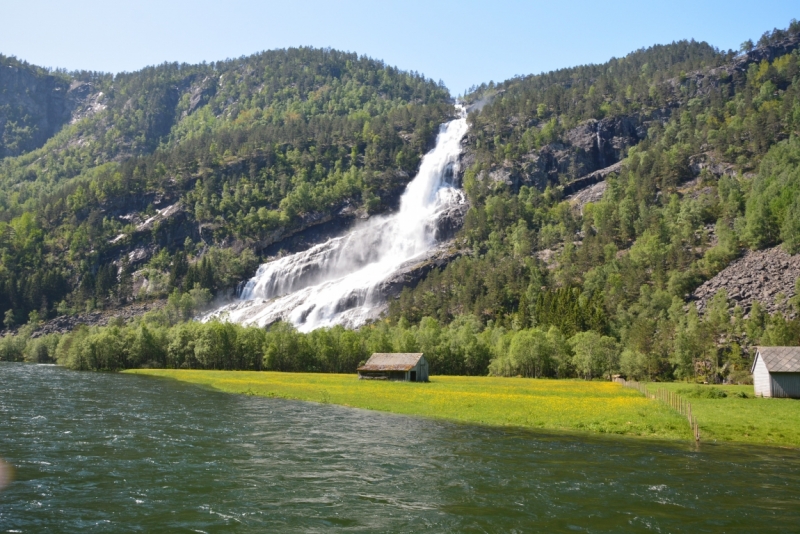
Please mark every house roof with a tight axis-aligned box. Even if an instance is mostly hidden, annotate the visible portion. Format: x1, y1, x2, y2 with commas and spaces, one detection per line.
357, 353, 424, 372
756, 347, 800, 373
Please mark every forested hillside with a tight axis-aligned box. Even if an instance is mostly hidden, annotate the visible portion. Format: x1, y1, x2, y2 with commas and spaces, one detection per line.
0, 48, 452, 325
4, 22, 800, 384
387, 21, 800, 380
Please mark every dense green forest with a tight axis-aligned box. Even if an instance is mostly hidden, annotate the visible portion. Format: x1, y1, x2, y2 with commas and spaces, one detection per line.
0, 48, 451, 324
3, 22, 800, 382
387, 21, 800, 380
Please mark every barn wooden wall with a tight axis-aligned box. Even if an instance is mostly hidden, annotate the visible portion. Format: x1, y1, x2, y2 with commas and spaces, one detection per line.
771, 374, 800, 398
753, 355, 772, 397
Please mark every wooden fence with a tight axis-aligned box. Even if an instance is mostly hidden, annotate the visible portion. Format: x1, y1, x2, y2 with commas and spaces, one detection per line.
614, 378, 700, 441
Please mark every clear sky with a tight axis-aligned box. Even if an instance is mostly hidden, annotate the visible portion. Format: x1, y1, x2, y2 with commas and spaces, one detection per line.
1, 0, 797, 95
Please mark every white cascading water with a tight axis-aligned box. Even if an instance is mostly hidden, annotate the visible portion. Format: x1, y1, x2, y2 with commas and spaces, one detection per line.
204, 107, 468, 332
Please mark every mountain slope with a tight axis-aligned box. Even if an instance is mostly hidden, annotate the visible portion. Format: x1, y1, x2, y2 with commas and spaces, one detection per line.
0, 48, 452, 325
4, 22, 800, 384
388, 22, 800, 380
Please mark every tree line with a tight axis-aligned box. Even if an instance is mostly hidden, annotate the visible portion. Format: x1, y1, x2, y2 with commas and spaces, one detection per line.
2, 280, 798, 383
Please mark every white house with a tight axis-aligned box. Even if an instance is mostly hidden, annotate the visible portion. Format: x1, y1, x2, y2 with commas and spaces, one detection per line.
751, 347, 800, 398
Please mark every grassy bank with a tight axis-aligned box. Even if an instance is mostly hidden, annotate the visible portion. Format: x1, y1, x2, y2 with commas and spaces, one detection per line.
643, 383, 800, 447
127, 370, 693, 441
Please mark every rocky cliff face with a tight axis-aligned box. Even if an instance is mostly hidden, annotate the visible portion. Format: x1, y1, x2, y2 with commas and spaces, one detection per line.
0, 60, 98, 158
464, 113, 656, 192
378, 243, 463, 299
671, 33, 800, 101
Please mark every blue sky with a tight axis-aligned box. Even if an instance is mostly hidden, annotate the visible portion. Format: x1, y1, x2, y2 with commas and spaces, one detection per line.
1, 0, 797, 94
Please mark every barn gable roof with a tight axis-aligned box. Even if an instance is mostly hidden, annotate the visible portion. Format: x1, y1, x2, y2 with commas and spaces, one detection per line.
756, 347, 800, 373
357, 353, 424, 372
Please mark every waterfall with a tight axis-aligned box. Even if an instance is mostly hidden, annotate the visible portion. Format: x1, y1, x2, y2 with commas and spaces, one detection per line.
204, 107, 469, 332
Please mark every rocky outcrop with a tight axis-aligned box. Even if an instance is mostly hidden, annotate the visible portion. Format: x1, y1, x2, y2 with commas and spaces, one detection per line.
378, 243, 463, 298
248, 169, 415, 256
568, 181, 608, 213
666, 34, 800, 101
2, 300, 167, 339
688, 152, 736, 179
469, 113, 653, 192
258, 210, 358, 258
433, 198, 469, 242
103, 201, 199, 268
182, 76, 217, 118
0, 61, 100, 158
564, 117, 645, 169
564, 161, 622, 197
68, 82, 107, 124
691, 246, 800, 317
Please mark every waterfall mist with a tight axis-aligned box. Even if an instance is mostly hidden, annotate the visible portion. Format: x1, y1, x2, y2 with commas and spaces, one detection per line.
204, 108, 469, 332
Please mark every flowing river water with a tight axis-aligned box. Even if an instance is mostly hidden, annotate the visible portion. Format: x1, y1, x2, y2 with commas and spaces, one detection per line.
2, 363, 800, 532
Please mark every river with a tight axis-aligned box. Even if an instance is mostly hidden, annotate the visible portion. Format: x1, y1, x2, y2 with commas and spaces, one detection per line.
1, 363, 799, 532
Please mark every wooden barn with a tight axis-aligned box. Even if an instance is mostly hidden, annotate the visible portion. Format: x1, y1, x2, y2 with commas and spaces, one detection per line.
357, 353, 429, 382
751, 346, 800, 398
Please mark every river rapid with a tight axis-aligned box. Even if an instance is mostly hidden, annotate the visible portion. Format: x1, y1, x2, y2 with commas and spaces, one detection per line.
2, 363, 800, 532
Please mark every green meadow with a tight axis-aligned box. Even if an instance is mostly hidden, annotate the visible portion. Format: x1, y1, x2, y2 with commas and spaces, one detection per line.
644, 383, 800, 447
128, 370, 692, 441
127, 370, 800, 447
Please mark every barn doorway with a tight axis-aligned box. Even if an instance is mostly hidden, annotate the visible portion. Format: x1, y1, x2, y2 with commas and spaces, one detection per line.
410, 371, 417, 382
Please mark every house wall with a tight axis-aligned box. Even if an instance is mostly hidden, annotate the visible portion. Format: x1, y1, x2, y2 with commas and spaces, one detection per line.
418, 358, 429, 382
753, 354, 772, 397
770, 373, 800, 399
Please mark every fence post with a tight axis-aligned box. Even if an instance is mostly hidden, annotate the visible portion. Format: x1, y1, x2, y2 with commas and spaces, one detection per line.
616, 379, 699, 442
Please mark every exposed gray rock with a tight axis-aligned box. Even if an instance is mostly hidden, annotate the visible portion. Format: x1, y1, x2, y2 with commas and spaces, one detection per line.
466, 114, 651, 193
564, 161, 622, 195
568, 181, 608, 214
102, 201, 197, 268
433, 200, 469, 242
692, 246, 800, 317
10, 300, 167, 339
489, 168, 512, 185
183, 76, 217, 117
68, 83, 107, 124
0, 63, 100, 157
680, 35, 800, 94
244, 169, 417, 257
378, 243, 464, 298
688, 152, 736, 179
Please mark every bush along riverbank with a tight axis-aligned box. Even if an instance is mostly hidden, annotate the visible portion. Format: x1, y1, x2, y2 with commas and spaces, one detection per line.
4, 281, 797, 384
0, 293, 770, 383
2, 297, 631, 378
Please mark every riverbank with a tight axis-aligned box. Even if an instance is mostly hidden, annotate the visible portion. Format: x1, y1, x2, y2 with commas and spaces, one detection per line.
127, 370, 693, 441
127, 370, 800, 446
